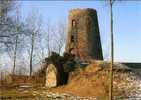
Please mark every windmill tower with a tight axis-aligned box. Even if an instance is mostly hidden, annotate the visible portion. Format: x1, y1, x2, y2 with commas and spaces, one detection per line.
45, 8, 104, 88
65, 8, 103, 61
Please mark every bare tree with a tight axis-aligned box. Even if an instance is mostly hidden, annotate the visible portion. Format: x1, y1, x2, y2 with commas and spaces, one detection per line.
26, 9, 42, 76
0, 0, 16, 42
39, 19, 53, 58
0, 0, 20, 75
46, 19, 51, 56
52, 21, 66, 54
12, 7, 20, 75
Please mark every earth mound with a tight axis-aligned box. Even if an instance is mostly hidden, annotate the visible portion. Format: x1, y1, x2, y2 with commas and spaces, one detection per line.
50, 61, 141, 98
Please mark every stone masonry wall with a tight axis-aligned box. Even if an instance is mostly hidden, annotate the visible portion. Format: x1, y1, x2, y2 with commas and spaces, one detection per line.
65, 8, 103, 61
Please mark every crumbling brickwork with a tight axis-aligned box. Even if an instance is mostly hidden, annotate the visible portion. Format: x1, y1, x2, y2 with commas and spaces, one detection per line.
65, 8, 103, 61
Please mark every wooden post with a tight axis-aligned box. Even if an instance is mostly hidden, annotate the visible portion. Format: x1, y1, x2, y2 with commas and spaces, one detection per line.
109, 0, 114, 100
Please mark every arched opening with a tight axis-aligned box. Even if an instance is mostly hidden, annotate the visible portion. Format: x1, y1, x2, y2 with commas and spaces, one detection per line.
71, 20, 77, 42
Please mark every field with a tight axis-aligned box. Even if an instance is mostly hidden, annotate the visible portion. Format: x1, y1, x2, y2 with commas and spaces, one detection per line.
0, 62, 141, 100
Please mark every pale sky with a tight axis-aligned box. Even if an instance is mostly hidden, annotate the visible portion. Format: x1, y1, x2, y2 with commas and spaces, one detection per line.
19, 1, 141, 63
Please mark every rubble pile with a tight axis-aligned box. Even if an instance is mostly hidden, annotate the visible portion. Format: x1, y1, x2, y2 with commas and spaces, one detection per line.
113, 65, 141, 98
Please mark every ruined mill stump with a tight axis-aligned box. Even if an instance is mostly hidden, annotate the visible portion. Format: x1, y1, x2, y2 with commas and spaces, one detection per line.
66, 8, 103, 62
45, 8, 103, 88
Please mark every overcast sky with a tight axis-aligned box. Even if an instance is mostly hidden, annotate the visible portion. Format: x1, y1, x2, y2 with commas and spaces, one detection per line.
19, 1, 141, 62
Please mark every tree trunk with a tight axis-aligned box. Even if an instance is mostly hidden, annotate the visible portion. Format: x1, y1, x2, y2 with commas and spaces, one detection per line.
12, 31, 18, 75
47, 32, 51, 56
12, 8, 20, 75
29, 33, 35, 76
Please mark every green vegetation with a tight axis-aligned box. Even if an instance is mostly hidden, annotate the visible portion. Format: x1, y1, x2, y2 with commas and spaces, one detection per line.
45, 52, 76, 73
